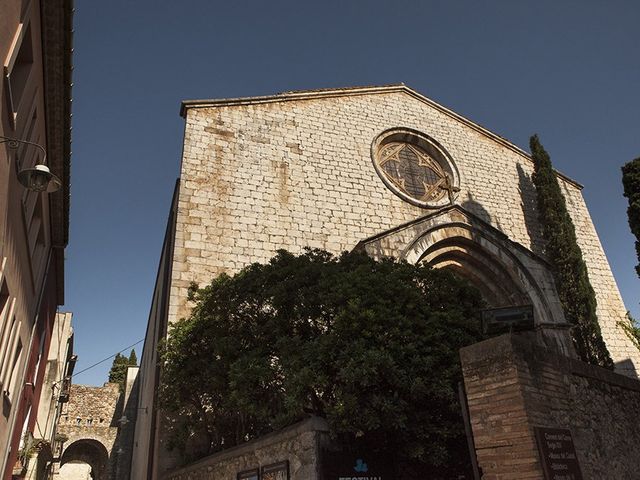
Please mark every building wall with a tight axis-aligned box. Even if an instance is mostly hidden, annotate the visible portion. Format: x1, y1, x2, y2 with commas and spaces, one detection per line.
130, 183, 179, 480
57, 383, 121, 452
23, 311, 73, 480
1, 1, 52, 470
0, 0, 72, 477
173, 87, 637, 370
56, 463, 92, 480
114, 366, 138, 480
134, 85, 640, 477
460, 333, 640, 479
162, 417, 329, 480
57, 383, 122, 479
32, 311, 72, 441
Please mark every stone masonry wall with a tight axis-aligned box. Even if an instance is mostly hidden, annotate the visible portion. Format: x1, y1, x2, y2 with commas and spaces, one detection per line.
162, 417, 328, 480
460, 333, 640, 480
173, 87, 639, 375
58, 383, 120, 457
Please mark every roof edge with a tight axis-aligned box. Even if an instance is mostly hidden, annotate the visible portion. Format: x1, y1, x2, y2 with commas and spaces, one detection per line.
179, 83, 407, 116
180, 84, 583, 190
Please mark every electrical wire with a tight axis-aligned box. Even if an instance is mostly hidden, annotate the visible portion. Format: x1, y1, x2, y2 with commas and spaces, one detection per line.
70, 339, 144, 380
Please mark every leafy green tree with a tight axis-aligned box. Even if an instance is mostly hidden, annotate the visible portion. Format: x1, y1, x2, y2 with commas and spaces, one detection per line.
618, 313, 640, 352
159, 249, 485, 475
529, 135, 613, 368
108, 349, 138, 390
622, 157, 640, 277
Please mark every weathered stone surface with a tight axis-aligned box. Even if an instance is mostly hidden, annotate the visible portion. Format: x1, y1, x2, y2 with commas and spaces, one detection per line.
172, 86, 639, 373
357, 205, 572, 355
461, 333, 640, 480
162, 417, 329, 480
58, 383, 120, 450
57, 383, 121, 480
132, 85, 640, 479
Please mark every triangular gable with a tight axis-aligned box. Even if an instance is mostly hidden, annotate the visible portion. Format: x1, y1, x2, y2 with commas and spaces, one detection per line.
180, 84, 581, 189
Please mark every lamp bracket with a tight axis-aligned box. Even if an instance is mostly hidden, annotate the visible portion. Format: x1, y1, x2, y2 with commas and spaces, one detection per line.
0, 135, 48, 167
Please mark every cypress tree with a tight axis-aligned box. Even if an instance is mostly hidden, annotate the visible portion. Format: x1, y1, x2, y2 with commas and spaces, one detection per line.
108, 350, 138, 391
529, 135, 613, 368
128, 349, 138, 366
108, 353, 129, 388
621, 157, 640, 277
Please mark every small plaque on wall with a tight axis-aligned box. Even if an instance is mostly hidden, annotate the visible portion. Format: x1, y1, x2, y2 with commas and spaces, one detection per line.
237, 468, 259, 480
534, 427, 583, 480
262, 461, 289, 480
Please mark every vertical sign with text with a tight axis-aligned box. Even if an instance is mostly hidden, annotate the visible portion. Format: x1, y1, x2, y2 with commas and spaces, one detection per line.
534, 427, 583, 480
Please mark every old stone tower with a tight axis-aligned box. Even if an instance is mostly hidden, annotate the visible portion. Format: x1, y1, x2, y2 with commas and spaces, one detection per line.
130, 84, 639, 479
55, 367, 138, 480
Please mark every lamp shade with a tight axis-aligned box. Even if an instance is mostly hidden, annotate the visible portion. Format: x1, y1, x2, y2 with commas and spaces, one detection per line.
17, 164, 62, 193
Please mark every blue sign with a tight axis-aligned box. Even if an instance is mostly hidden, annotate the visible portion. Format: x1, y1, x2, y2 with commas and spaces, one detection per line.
321, 450, 393, 480
354, 459, 368, 473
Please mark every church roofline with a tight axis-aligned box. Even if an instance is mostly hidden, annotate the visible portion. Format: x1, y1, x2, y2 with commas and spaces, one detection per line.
180, 84, 583, 190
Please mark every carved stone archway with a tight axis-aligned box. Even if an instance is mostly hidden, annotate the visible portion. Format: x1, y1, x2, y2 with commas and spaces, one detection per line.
356, 205, 574, 356
418, 236, 530, 308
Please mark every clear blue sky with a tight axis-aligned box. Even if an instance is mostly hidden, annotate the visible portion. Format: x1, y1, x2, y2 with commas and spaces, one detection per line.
66, 0, 640, 385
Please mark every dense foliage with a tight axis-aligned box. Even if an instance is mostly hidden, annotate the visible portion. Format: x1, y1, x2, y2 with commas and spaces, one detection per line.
159, 249, 485, 472
619, 313, 640, 352
530, 135, 613, 368
108, 349, 138, 390
622, 157, 640, 277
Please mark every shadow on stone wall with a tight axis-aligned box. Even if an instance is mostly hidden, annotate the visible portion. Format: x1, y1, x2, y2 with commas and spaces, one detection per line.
106, 388, 125, 478
461, 193, 492, 226
516, 164, 543, 256
109, 373, 140, 479
615, 358, 638, 378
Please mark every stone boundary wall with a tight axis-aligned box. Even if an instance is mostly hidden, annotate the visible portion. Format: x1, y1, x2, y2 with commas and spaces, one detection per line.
162, 417, 329, 480
460, 333, 640, 480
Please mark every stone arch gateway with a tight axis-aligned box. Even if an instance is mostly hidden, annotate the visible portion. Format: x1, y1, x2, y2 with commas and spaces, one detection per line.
54, 378, 139, 480
60, 438, 110, 480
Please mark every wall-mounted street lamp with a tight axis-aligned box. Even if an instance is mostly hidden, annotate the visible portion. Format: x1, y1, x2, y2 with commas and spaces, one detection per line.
117, 406, 147, 426
0, 135, 61, 193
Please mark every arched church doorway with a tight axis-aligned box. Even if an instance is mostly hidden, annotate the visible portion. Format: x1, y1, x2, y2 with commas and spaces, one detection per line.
59, 439, 109, 480
356, 205, 573, 356
419, 236, 531, 309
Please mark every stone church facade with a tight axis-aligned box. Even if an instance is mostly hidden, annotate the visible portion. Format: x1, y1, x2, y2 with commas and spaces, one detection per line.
130, 84, 639, 479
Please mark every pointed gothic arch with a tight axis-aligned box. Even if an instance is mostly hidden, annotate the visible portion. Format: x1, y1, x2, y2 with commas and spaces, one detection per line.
418, 236, 530, 308
356, 205, 573, 355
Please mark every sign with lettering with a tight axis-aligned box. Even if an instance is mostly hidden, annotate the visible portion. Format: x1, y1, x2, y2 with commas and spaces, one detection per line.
481, 305, 534, 335
262, 461, 289, 480
534, 427, 583, 480
321, 451, 394, 480
237, 468, 259, 480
